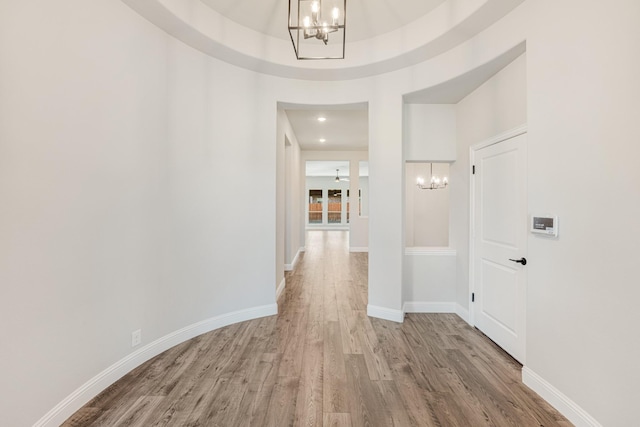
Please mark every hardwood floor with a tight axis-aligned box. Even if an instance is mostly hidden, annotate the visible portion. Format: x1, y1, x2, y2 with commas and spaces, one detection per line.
63, 231, 570, 426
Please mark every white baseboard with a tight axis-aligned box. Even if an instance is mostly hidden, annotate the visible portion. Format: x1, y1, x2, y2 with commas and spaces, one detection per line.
404, 247, 457, 256
276, 277, 286, 300
367, 304, 404, 323
455, 304, 471, 324
401, 302, 471, 325
284, 248, 302, 271
34, 304, 278, 427
403, 301, 456, 313
522, 367, 602, 427
306, 225, 349, 230
349, 247, 368, 253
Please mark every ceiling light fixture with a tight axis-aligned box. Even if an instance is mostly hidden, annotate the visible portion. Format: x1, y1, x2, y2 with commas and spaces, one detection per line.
317, 116, 327, 122
319, 138, 326, 143
334, 169, 349, 182
288, 0, 347, 60
416, 163, 448, 190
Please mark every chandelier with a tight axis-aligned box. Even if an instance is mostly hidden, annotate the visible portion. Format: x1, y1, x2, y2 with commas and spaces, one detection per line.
416, 163, 448, 190
288, 0, 347, 60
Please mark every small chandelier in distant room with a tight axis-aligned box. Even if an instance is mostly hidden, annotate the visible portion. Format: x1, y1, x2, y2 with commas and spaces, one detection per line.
288, 0, 346, 60
416, 163, 448, 190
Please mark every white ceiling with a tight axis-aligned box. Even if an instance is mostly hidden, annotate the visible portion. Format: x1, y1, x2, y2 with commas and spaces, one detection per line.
125, 0, 524, 80
306, 160, 368, 177
404, 42, 526, 103
284, 107, 368, 151
199, 0, 446, 43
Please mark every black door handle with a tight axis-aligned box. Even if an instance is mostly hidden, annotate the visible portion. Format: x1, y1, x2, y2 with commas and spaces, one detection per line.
509, 257, 527, 265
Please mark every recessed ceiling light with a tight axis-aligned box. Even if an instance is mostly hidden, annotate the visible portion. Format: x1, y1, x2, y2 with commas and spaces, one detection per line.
319, 138, 326, 143
317, 117, 327, 122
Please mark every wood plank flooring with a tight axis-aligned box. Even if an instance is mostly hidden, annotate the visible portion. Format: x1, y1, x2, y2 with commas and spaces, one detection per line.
63, 231, 570, 426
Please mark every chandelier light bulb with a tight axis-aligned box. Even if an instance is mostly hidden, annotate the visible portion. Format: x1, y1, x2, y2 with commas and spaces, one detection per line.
288, 0, 347, 59
417, 163, 448, 190
288, 0, 346, 59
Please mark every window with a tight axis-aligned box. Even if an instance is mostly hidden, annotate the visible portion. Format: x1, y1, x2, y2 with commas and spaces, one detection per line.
328, 189, 342, 223
308, 189, 322, 224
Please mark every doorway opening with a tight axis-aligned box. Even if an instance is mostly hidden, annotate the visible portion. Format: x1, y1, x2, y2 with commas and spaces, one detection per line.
277, 102, 369, 300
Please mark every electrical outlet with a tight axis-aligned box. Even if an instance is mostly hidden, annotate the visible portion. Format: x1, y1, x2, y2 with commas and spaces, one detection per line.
131, 329, 142, 347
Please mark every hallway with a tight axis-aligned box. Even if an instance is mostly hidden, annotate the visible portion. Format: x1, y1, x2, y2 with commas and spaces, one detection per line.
64, 231, 568, 426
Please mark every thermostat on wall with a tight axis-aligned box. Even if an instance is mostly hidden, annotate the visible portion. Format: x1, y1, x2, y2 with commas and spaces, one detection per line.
531, 215, 558, 237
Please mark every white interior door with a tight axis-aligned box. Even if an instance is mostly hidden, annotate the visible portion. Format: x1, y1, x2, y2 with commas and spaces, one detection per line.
472, 132, 527, 363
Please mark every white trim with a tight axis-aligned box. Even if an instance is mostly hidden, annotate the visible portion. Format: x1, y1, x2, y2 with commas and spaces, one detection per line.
468, 124, 527, 327
402, 301, 469, 323
403, 301, 456, 313
276, 277, 286, 300
404, 247, 456, 256
306, 225, 349, 230
455, 304, 471, 325
401, 302, 471, 325
470, 124, 528, 151
33, 304, 278, 427
367, 304, 404, 323
299, 246, 305, 252
349, 246, 368, 253
522, 367, 603, 427
284, 248, 302, 271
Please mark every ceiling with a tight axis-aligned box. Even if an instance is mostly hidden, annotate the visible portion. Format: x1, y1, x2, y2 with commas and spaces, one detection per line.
284, 107, 368, 151
199, 0, 446, 43
306, 160, 368, 177
124, 0, 524, 80
184, 1, 525, 150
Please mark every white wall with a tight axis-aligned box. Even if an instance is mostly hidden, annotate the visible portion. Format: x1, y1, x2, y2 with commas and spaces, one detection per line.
402, 105, 456, 313
518, 2, 640, 425
404, 248, 457, 309
286, 129, 303, 271
403, 104, 455, 246
404, 104, 457, 161
277, 109, 304, 281
0, 1, 276, 425
405, 162, 450, 247
452, 53, 527, 311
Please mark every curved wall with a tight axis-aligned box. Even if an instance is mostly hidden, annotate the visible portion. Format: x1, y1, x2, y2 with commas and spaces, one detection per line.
0, 2, 280, 425
0, 0, 638, 426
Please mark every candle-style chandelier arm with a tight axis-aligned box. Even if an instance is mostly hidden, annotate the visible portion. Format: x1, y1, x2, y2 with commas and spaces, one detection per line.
416, 163, 449, 190
288, 0, 347, 59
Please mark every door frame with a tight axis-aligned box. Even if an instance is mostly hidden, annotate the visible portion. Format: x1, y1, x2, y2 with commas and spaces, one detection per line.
468, 124, 528, 332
